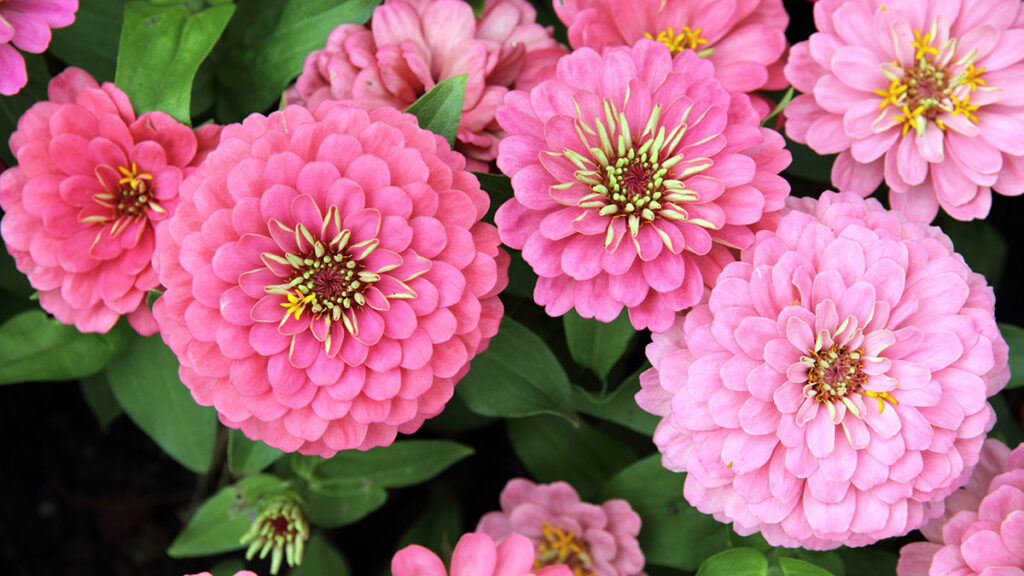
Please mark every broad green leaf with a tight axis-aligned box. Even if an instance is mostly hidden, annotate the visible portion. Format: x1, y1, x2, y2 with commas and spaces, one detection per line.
80, 372, 123, 431
457, 317, 574, 420
397, 487, 462, 560
696, 548, 768, 576
169, 474, 289, 557
604, 455, 731, 571
105, 333, 217, 473
784, 550, 844, 576
1000, 323, 1024, 390
0, 310, 131, 385
571, 367, 658, 435
289, 531, 350, 576
465, 0, 486, 18
211, 558, 247, 576
939, 215, 1008, 287
405, 74, 467, 146
837, 546, 898, 575
48, 0, 126, 81
778, 557, 835, 576
0, 53, 49, 166
115, 1, 236, 123
228, 429, 285, 477
564, 309, 636, 381
215, 0, 381, 121
508, 414, 636, 500
301, 477, 388, 529
314, 440, 473, 489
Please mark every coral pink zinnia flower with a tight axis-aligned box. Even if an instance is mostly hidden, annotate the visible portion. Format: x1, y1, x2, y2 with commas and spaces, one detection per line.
636, 191, 1009, 550
784, 0, 1024, 222
153, 101, 508, 457
495, 39, 790, 332
0, 0, 78, 95
477, 479, 645, 576
285, 0, 566, 170
393, 532, 573, 576
897, 439, 1024, 575
0, 67, 216, 335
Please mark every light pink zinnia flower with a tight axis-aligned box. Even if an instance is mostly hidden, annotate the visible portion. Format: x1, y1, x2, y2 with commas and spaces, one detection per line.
494, 39, 790, 332
897, 439, 1024, 575
393, 532, 573, 576
0, 0, 77, 95
784, 0, 1024, 222
477, 479, 645, 576
0, 67, 216, 335
153, 101, 508, 457
636, 191, 1010, 549
285, 0, 566, 170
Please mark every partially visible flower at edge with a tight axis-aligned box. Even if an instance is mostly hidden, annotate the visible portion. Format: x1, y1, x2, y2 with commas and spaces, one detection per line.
0, 0, 78, 95
239, 495, 310, 575
392, 532, 574, 576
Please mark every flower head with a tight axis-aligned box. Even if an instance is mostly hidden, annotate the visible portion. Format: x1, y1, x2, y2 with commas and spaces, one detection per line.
0, 67, 215, 335
636, 191, 1009, 549
285, 0, 566, 170
393, 532, 573, 576
477, 479, 645, 576
784, 0, 1024, 222
0, 0, 78, 95
240, 495, 310, 575
153, 101, 508, 457
495, 39, 790, 332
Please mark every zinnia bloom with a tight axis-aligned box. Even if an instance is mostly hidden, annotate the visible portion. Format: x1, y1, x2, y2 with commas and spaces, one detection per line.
285, 0, 566, 170
153, 101, 508, 457
477, 479, 645, 576
393, 532, 573, 576
0, 0, 77, 95
636, 191, 1009, 549
897, 439, 1024, 575
784, 0, 1024, 222
494, 39, 790, 332
0, 67, 216, 335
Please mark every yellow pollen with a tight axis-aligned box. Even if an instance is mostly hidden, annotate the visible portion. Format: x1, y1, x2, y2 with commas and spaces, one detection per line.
863, 390, 899, 413
280, 290, 315, 321
535, 523, 595, 576
873, 78, 908, 109
963, 63, 987, 90
951, 93, 981, 123
892, 104, 925, 136
117, 162, 153, 191
911, 29, 940, 60
645, 26, 708, 53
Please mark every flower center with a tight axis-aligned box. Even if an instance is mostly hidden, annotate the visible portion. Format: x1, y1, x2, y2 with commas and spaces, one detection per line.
240, 496, 310, 576
534, 523, 595, 576
89, 162, 166, 236
645, 26, 711, 56
804, 342, 867, 403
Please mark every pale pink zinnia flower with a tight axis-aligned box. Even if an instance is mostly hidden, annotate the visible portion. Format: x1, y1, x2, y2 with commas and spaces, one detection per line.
0, 67, 217, 335
477, 479, 645, 576
285, 0, 566, 170
897, 439, 1024, 575
393, 532, 573, 576
0, 0, 77, 95
636, 191, 1009, 550
784, 0, 1024, 222
495, 39, 790, 332
153, 101, 508, 457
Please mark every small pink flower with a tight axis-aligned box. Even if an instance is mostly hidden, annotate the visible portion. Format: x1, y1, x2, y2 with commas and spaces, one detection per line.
0, 67, 214, 335
784, 0, 1024, 222
285, 0, 566, 170
153, 101, 508, 457
477, 479, 645, 576
393, 532, 573, 576
494, 39, 790, 332
636, 191, 1009, 549
897, 439, 1024, 575
0, 0, 77, 95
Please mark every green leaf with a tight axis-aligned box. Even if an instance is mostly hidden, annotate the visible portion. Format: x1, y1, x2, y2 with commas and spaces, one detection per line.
0, 238, 33, 299
457, 317, 574, 420
761, 87, 795, 128
215, 0, 381, 121
301, 477, 388, 529
405, 74, 467, 146
785, 550, 844, 576
396, 487, 462, 560
938, 215, 1008, 287
563, 309, 636, 381
1000, 323, 1024, 390
168, 474, 289, 557
604, 455, 731, 571
0, 53, 50, 166
0, 310, 131, 385
210, 558, 247, 576
507, 414, 636, 500
105, 333, 218, 473
474, 171, 513, 223
80, 372, 123, 431
696, 548, 768, 576
289, 530, 350, 576
465, 0, 486, 18
228, 429, 285, 476
115, 1, 236, 123
423, 391, 496, 432
503, 249, 538, 299
836, 546, 897, 575
571, 367, 658, 435
778, 557, 835, 576
313, 440, 473, 489
48, 0, 126, 82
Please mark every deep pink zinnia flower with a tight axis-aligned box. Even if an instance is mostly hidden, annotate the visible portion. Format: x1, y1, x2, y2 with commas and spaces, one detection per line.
897, 439, 1024, 575
636, 191, 1009, 550
784, 0, 1024, 222
477, 479, 645, 576
0, 0, 77, 95
494, 39, 790, 332
284, 0, 566, 170
152, 101, 508, 457
393, 532, 573, 576
0, 67, 216, 335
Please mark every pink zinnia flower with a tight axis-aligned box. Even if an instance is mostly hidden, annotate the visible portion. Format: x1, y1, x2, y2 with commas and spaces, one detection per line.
393, 532, 573, 576
897, 439, 1024, 575
784, 0, 1024, 222
477, 479, 645, 576
636, 191, 1010, 549
285, 0, 566, 170
494, 39, 790, 332
153, 101, 508, 457
0, 67, 216, 335
0, 0, 77, 95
